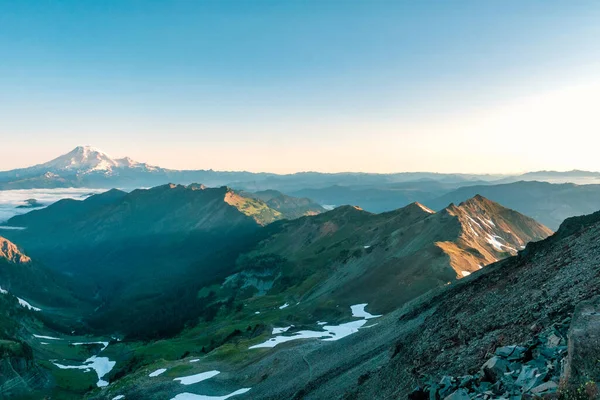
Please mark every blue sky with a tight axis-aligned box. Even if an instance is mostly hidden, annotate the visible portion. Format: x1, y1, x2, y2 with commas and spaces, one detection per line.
1, 1, 600, 173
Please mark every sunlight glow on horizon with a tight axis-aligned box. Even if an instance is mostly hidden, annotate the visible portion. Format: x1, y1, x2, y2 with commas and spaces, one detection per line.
2, 77, 600, 175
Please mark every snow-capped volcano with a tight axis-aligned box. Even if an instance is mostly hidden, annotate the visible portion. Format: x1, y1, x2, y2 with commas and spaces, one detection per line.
32, 146, 158, 176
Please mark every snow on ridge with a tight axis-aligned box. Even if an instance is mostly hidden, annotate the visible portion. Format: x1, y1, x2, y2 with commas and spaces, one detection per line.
18, 298, 41, 311
0, 286, 41, 311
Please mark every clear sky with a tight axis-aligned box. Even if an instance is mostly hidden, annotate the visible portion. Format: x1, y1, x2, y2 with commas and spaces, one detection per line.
1, 1, 600, 173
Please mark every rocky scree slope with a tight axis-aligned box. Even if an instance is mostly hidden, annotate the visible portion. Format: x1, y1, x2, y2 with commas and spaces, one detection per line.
345, 207, 600, 399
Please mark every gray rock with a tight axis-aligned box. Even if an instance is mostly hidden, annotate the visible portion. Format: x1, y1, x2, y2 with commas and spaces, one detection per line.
458, 375, 475, 388
495, 346, 527, 361
481, 356, 510, 382
546, 332, 564, 347
443, 389, 470, 400
515, 365, 546, 391
530, 381, 558, 394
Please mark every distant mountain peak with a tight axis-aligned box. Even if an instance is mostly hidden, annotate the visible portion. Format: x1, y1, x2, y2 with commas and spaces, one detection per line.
27, 146, 160, 177
437, 196, 553, 277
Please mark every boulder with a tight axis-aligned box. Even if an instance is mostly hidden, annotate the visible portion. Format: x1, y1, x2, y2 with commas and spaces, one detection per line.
546, 332, 564, 348
515, 365, 546, 392
481, 356, 510, 382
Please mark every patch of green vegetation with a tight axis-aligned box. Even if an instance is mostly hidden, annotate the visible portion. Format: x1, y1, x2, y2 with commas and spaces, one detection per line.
39, 360, 98, 397
164, 364, 194, 377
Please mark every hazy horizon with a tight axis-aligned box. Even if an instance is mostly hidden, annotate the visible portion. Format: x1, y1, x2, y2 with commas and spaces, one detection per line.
2, 1, 600, 174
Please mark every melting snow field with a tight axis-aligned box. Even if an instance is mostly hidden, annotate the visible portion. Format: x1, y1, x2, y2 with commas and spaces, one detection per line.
50, 338, 116, 387
250, 304, 382, 349
171, 388, 251, 400
53, 355, 116, 387
149, 368, 167, 377
350, 304, 381, 319
174, 370, 221, 385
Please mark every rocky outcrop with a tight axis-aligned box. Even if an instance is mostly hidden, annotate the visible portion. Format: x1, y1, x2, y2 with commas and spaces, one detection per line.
0, 341, 50, 397
415, 319, 570, 399
0, 237, 30, 264
564, 296, 600, 391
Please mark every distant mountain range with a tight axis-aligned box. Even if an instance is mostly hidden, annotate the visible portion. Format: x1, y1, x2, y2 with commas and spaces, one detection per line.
3, 146, 599, 192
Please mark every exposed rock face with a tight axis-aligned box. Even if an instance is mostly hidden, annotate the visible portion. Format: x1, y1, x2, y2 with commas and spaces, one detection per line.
0, 237, 30, 264
0, 341, 50, 397
565, 296, 600, 389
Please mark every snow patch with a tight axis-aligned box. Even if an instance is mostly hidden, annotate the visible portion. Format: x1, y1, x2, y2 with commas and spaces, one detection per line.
486, 234, 517, 252
461, 271, 471, 277
174, 370, 220, 385
189, 359, 200, 363
33, 334, 61, 340
112, 396, 125, 400
73, 341, 109, 351
250, 304, 381, 350
250, 320, 370, 349
149, 368, 167, 377
53, 355, 116, 387
350, 304, 381, 319
467, 216, 482, 230
272, 326, 293, 335
171, 388, 251, 400
17, 298, 41, 311
278, 303, 289, 310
